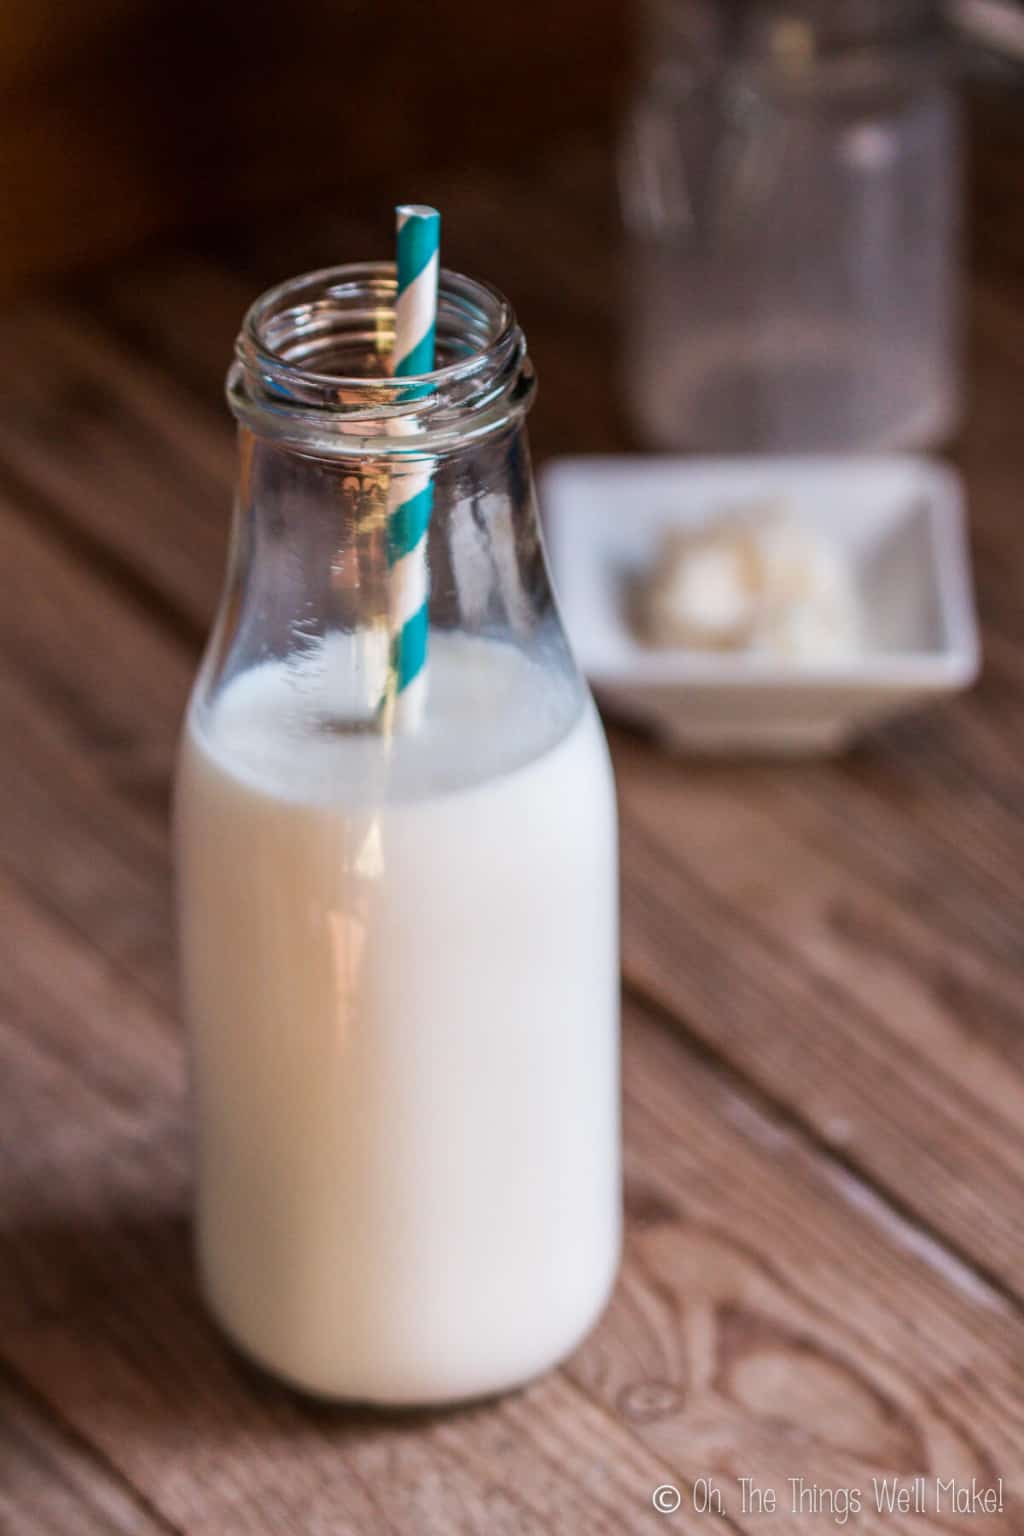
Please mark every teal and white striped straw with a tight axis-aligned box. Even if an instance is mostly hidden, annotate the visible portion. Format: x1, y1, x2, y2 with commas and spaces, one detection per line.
385, 203, 440, 729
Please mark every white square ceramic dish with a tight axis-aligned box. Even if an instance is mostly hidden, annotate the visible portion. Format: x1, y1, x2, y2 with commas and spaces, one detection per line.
541, 456, 981, 756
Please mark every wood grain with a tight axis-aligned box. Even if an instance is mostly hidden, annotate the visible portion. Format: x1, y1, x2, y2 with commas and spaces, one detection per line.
613, 731, 1024, 1297
0, 495, 185, 1002
0, 301, 231, 632
0, 1367, 175, 1536
0, 866, 1019, 1532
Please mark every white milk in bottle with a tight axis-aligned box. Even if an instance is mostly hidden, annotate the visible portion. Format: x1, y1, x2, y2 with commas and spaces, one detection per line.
174, 262, 621, 1404
177, 634, 619, 1403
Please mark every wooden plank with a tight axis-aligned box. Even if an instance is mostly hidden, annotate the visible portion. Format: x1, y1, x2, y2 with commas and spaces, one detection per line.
592, 1007, 1024, 1530
0, 301, 231, 632
0, 494, 188, 1007
0, 1368, 176, 1536
80, 252, 250, 409
0, 871, 1019, 1532
613, 725, 1024, 1294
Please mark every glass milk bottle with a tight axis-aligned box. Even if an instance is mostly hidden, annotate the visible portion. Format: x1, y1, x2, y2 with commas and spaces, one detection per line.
174, 263, 621, 1404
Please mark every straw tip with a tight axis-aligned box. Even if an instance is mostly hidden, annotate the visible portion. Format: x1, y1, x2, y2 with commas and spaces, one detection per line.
396, 204, 440, 227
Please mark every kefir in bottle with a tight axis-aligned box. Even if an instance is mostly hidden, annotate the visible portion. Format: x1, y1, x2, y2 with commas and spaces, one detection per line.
175, 261, 621, 1404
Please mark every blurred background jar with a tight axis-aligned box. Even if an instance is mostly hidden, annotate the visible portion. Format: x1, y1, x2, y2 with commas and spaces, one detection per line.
620, 0, 963, 453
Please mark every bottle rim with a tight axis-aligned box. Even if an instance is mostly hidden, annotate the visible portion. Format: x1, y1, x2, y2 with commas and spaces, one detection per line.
227, 262, 535, 459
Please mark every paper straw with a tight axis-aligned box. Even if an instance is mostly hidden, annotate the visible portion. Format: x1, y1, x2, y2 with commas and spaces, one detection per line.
384, 204, 440, 729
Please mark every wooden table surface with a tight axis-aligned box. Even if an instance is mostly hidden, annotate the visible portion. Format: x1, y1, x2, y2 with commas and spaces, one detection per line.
1, 128, 1023, 1534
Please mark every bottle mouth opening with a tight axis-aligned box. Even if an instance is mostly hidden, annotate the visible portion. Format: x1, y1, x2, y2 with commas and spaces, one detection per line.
228, 262, 533, 456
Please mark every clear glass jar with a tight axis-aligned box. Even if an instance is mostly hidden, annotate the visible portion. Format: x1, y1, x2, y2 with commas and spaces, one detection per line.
174, 264, 621, 1404
620, 0, 963, 452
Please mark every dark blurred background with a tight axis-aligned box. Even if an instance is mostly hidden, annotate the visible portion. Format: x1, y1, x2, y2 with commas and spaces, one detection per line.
0, 0, 629, 290
1, 2, 1022, 292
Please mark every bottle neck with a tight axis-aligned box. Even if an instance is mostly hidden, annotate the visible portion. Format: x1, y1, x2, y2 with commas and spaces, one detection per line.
202, 390, 555, 708
195, 260, 580, 739
226, 263, 535, 463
